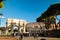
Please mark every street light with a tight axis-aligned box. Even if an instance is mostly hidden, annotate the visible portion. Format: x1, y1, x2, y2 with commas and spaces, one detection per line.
0, 13, 4, 25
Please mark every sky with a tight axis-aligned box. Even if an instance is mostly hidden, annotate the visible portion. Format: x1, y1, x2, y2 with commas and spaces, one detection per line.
0, 0, 60, 26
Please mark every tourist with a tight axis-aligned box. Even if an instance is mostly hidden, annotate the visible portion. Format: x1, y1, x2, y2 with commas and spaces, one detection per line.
20, 32, 23, 40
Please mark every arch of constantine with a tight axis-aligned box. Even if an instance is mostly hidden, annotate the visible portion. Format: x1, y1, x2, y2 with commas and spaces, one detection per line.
6, 18, 27, 35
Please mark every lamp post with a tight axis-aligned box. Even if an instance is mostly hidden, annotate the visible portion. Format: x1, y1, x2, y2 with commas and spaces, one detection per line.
0, 13, 4, 25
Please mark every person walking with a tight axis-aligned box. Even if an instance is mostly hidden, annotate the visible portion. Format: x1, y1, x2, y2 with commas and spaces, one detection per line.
20, 32, 23, 40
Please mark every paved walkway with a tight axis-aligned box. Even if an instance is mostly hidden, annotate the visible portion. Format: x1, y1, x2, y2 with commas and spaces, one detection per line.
0, 36, 18, 40
22, 37, 60, 40
0, 36, 60, 40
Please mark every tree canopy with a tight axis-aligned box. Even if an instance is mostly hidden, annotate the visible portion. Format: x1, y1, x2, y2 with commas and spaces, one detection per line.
0, 0, 6, 8
36, 3, 60, 22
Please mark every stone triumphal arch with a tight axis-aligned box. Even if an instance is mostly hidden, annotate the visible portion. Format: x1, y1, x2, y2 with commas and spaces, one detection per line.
6, 18, 27, 35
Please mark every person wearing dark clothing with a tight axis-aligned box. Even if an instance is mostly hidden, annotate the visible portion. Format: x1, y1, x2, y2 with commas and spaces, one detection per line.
20, 33, 23, 40
34, 32, 38, 38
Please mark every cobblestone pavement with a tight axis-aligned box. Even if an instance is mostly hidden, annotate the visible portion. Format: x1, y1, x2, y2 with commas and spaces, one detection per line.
22, 37, 60, 40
